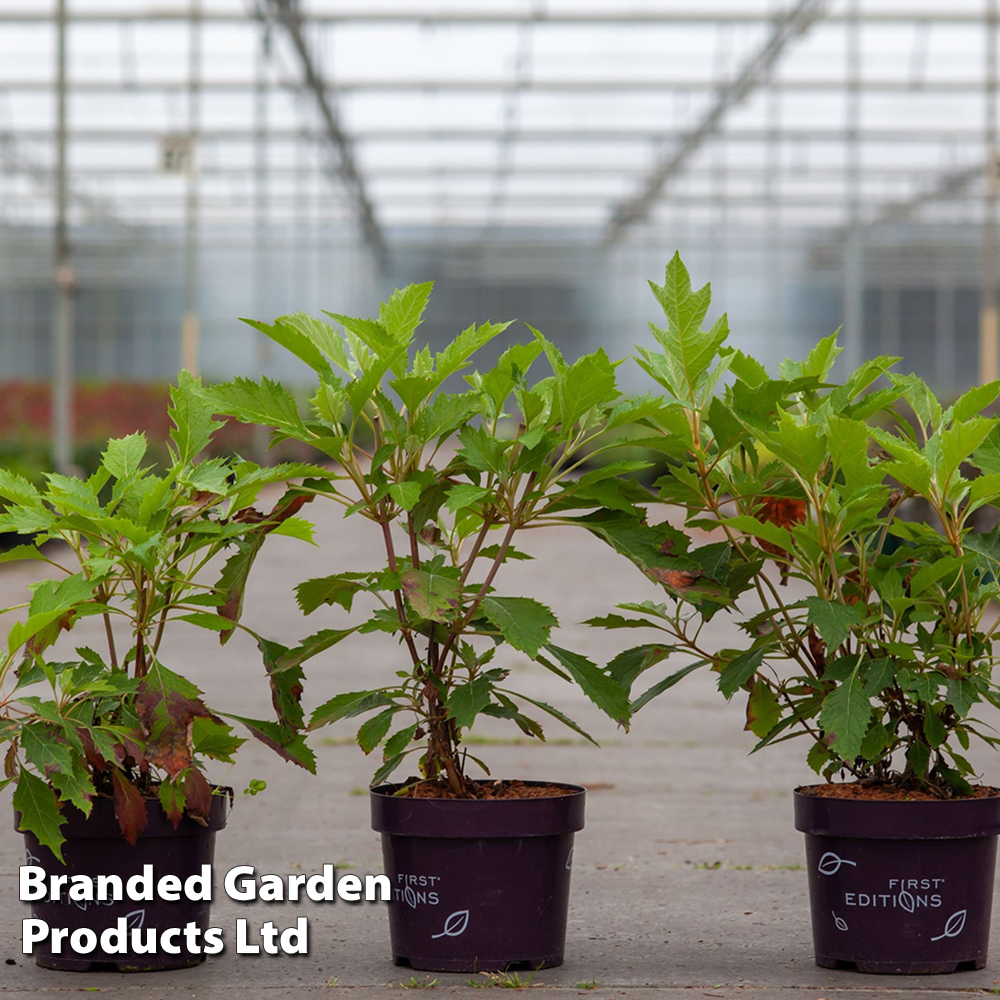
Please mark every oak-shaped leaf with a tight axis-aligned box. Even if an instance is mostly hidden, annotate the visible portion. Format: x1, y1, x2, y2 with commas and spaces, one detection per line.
136, 667, 215, 779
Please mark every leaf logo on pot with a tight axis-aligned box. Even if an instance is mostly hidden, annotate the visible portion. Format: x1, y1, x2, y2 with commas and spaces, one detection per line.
931, 909, 967, 942
898, 889, 915, 914
565, 849, 574, 871
431, 909, 470, 939
831, 910, 848, 932
126, 909, 146, 929
817, 852, 856, 876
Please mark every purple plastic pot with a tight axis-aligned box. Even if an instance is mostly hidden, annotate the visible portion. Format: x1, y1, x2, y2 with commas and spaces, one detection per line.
16, 788, 231, 972
794, 787, 1000, 974
370, 781, 585, 972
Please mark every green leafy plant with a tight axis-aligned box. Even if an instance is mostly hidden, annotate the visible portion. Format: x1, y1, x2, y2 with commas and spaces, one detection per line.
589, 252, 1000, 797
199, 284, 645, 796
0, 373, 321, 858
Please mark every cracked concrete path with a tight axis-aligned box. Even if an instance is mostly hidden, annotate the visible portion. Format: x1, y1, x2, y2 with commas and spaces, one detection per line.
1, 497, 999, 998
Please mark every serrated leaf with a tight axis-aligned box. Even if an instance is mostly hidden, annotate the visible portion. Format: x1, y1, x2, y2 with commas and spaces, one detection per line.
224, 714, 316, 773
804, 597, 862, 651
448, 677, 493, 729
545, 645, 631, 725
745, 681, 782, 739
389, 482, 423, 511
358, 708, 396, 754
14, 768, 65, 861
718, 648, 765, 699
480, 597, 556, 658
819, 665, 871, 762
102, 433, 147, 481
445, 484, 490, 513
309, 690, 393, 730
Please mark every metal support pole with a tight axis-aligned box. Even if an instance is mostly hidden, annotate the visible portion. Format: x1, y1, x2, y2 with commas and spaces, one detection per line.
843, 0, 864, 372
982, 0, 999, 384
764, 0, 782, 344
253, 17, 272, 459
181, 0, 201, 375
52, 0, 74, 475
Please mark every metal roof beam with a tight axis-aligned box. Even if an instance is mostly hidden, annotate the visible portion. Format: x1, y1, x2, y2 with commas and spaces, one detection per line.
10, 125, 991, 142
263, 0, 386, 267
0, 7, 991, 24
2, 77, 994, 95
604, 0, 832, 245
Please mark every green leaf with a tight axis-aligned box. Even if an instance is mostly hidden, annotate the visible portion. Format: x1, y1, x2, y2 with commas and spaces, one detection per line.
819, 665, 871, 762
309, 690, 393, 729
953, 381, 1000, 422
644, 252, 729, 403
718, 648, 765, 700
480, 597, 557, 659
201, 376, 309, 439
445, 484, 490, 513
170, 370, 222, 463
804, 597, 862, 651
630, 660, 705, 714
383, 725, 417, 761
860, 721, 892, 761
448, 677, 493, 728
745, 682, 782, 739
556, 348, 620, 426
389, 482, 423, 512
101, 433, 147, 481
515, 693, 597, 745
924, 707, 947, 748
269, 516, 317, 545
242, 316, 333, 377
907, 740, 930, 779
223, 715, 316, 773
807, 740, 834, 774
605, 644, 674, 691
357, 708, 396, 754
544, 645, 631, 725
14, 768, 65, 861
20, 723, 75, 777
296, 573, 371, 615
380, 282, 433, 341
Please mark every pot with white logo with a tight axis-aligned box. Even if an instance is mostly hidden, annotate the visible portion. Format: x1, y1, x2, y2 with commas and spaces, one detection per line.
370, 781, 585, 972
795, 787, 1000, 974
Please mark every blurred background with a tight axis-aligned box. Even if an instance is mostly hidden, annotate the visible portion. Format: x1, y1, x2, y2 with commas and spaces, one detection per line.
2, 0, 1000, 471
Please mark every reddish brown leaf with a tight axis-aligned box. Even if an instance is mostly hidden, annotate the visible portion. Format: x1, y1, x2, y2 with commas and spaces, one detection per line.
136, 682, 213, 779
754, 496, 808, 559
807, 626, 827, 674
647, 567, 705, 591
113, 734, 149, 772
183, 769, 212, 826
112, 771, 148, 845
77, 729, 109, 773
4, 741, 18, 780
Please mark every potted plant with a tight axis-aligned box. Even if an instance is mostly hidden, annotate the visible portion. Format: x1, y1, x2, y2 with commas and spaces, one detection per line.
199, 284, 644, 971
587, 253, 1000, 974
0, 372, 319, 971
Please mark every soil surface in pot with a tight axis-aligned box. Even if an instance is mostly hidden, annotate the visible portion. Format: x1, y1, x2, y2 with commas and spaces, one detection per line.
400, 778, 574, 800
798, 782, 1000, 802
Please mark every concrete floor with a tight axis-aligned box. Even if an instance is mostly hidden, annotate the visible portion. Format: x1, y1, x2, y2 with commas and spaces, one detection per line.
2, 496, 999, 998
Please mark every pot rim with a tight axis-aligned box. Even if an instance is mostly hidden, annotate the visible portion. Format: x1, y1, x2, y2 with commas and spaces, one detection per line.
794, 785, 1000, 840
370, 779, 586, 839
